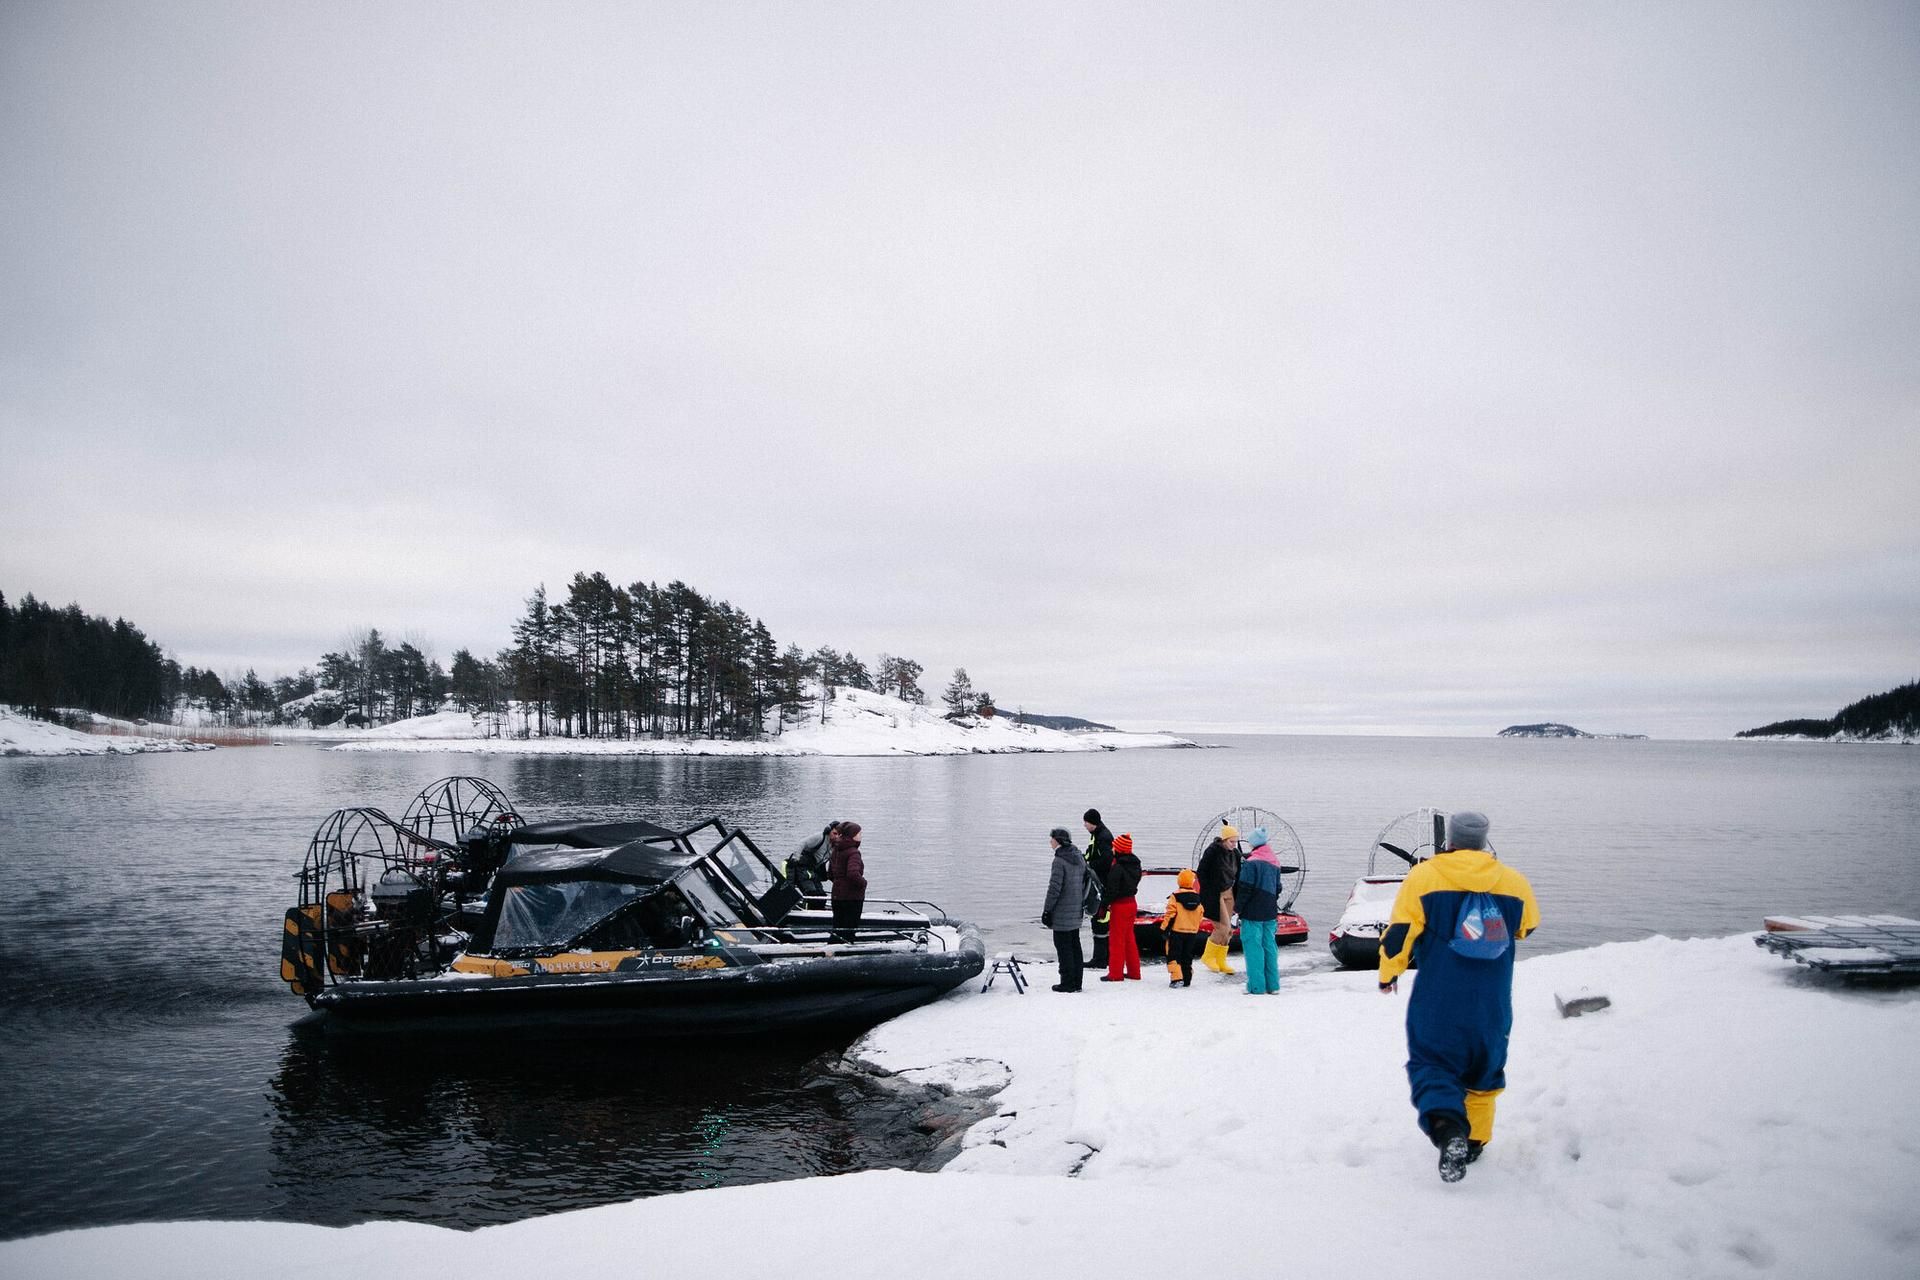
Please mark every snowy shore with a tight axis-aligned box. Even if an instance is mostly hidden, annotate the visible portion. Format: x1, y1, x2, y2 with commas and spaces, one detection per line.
1735, 732, 1916, 745
329, 688, 1195, 756
7, 933, 1916, 1278
0, 708, 215, 756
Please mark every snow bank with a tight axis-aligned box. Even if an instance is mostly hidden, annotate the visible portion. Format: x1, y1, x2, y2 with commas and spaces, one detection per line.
0, 708, 214, 756
9, 934, 1915, 1278
330, 688, 1194, 756
350, 709, 500, 739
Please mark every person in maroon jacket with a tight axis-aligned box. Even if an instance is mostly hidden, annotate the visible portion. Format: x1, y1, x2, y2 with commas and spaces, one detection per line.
827, 821, 868, 942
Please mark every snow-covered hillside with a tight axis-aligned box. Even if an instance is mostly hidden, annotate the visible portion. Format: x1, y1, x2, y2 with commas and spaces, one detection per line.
7, 933, 1913, 1278
331, 688, 1192, 756
0, 708, 215, 756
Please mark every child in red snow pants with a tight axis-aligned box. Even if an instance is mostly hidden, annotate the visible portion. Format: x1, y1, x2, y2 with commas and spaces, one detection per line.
1105, 897, 1141, 979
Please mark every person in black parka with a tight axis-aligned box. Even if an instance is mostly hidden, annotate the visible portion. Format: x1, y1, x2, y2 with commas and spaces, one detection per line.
1195, 823, 1242, 975
1082, 808, 1115, 968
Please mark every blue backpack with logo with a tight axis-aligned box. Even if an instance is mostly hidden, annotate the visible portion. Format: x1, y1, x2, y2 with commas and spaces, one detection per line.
1449, 893, 1511, 960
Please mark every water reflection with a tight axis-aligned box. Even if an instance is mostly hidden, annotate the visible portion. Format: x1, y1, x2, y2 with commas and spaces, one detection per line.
265, 1028, 891, 1229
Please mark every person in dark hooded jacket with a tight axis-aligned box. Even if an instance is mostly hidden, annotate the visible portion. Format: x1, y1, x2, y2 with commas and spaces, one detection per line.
826, 822, 868, 942
1041, 827, 1088, 992
1083, 809, 1115, 968
1099, 833, 1144, 981
1196, 824, 1242, 976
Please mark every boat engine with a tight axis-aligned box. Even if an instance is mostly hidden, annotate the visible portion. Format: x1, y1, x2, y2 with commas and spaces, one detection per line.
454, 823, 513, 889
372, 868, 435, 925
360, 869, 442, 979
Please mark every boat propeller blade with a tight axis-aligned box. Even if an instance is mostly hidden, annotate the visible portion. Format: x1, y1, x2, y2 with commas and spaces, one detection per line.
1378, 840, 1419, 867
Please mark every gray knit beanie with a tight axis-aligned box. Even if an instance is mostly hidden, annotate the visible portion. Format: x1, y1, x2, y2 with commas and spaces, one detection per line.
1446, 811, 1490, 851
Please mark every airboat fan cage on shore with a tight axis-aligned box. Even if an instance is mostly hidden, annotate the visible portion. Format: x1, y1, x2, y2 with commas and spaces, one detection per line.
1329, 805, 1503, 970
1190, 805, 1307, 912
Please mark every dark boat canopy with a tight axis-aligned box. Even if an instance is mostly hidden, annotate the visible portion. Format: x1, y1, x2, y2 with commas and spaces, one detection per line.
507, 818, 677, 849
495, 840, 695, 888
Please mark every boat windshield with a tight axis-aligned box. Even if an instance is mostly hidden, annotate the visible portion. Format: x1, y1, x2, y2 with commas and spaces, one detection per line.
710, 834, 778, 902
492, 880, 647, 951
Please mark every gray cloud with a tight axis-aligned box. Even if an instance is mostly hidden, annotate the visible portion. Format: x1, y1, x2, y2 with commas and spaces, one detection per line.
3, 1, 1915, 737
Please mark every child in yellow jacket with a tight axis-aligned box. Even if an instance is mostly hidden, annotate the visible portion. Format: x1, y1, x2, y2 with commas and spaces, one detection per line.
1161, 869, 1207, 987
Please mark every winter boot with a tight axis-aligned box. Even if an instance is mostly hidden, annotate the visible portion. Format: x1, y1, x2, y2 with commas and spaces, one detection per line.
1201, 940, 1235, 975
1466, 1140, 1484, 1164
1429, 1114, 1471, 1184
1167, 961, 1184, 985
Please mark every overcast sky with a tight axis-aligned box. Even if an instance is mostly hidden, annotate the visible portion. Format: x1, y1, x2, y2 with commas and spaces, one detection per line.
2, 1, 1915, 737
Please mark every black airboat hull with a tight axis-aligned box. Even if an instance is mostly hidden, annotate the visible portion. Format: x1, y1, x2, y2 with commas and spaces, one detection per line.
1328, 930, 1383, 970
302, 932, 986, 1038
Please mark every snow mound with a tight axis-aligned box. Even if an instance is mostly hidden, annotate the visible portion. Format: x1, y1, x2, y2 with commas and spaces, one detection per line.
6, 934, 1916, 1278
330, 689, 1192, 756
352, 709, 500, 739
0, 708, 215, 756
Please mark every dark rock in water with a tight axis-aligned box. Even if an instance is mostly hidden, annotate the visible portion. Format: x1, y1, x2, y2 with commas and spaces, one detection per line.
828, 1053, 1009, 1170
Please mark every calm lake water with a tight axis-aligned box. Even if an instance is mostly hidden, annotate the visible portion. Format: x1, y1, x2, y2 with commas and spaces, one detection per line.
2, 735, 1915, 1239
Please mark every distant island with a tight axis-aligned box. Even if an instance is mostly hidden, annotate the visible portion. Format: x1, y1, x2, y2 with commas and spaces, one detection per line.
1736, 680, 1918, 743
1498, 723, 1647, 740
1003, 711, 1116, 732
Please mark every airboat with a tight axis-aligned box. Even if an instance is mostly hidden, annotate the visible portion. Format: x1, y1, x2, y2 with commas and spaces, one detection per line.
1327, 808, 1460, 969
1135, 807, 1309, 951
278, 777, 984, 1036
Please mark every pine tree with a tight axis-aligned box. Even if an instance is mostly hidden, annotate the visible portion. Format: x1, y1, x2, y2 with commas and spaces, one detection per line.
881, 655, 926, 705
510, 586, 556, 735
809, 646, 843, 723
942, 667, 975, 716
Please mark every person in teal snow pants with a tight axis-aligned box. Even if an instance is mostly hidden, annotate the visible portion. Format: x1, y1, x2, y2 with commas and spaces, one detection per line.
1235, 827, 1283, 994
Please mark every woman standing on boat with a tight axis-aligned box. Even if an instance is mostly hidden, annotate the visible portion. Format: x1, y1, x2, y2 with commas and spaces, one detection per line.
1042, 827, 1088, 992
828, 822, 867, 942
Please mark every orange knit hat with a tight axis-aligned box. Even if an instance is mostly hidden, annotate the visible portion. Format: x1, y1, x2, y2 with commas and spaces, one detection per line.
1177, 868, 1197, 889
1113, 833, 1134, 855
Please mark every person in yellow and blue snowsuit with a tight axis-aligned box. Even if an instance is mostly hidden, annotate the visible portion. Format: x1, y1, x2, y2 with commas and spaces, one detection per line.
1378, 810, 1540, 1183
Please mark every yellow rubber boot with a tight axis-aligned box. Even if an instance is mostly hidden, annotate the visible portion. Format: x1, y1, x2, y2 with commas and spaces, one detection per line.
1202, 940, 1235, 975
1465, 1088, 1500, 1145
1167, 961, 1184, 985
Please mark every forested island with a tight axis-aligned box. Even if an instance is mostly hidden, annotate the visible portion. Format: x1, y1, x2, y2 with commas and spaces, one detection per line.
1497, 723, 1647, 739
1737, 680, 1919, 742
0, 578, 1080, 744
